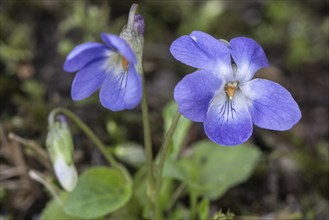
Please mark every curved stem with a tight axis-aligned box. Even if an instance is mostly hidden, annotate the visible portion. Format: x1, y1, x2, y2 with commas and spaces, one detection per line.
154, 109, 181, 219
141, 71, 157, 219
141, 75, 154, 180
48, 107, 119, 168
29, 170, 62, 205
157, 110, 181, 176
167, 182, 186, 213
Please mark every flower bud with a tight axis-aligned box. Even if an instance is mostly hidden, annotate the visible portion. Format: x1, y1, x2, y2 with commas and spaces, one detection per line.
46, 116, 77, 191
113, 143, 146, 168
120, 4, 144, 75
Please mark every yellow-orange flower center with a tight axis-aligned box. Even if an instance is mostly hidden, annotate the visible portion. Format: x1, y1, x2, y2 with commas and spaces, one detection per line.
224, 81, 239, 100
121, 57, 129, 70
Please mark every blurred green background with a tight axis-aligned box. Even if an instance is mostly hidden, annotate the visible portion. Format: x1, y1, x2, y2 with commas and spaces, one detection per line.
0, 0, 328, 219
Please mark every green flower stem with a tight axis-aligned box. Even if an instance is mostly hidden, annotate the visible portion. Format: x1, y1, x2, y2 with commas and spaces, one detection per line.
167, 182, 186, 213
190, 191, 198, 220
154, 109, 181, 219
141, 74, 154, 180
156, 109, 181, 178
140, 72, 157, 219
48, 107, 119, 168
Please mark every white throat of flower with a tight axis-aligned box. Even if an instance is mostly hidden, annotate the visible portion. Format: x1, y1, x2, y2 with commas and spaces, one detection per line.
105, 53, 129, 74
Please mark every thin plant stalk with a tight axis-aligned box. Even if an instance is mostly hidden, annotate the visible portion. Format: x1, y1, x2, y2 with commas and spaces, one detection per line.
167, 182, 186, 213
154, 110, 181, 219
29, 170, 62, 205
140, 70, 157, 219
190, 191, 198, 220
157, 110, 181, 178
48, 107, 119, 168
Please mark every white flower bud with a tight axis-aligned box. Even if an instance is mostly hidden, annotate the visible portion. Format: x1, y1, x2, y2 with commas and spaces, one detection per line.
53, 154, 78, 191
46, 116, 77, 191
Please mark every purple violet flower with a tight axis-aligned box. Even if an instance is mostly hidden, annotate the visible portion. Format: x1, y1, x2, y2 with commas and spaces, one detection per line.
170, 31, 301, 146
64, 34, 141, 111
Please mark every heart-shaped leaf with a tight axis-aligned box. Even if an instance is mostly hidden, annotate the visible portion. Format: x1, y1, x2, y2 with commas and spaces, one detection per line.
163, 140, 261, 200
41, 192, 79, 220
64, 166, 132, 219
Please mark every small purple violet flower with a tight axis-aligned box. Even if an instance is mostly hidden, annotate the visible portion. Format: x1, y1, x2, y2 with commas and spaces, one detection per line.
64, 7, 144, 111
170, 31, 301, 146
64, 34, 141, 111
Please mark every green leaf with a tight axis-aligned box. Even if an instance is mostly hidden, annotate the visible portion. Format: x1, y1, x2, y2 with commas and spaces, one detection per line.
163, 101, 192, 159
41, 192, 78, 220
169, 205, 190, 220
198, 198, 209, 220
64, 166, 132, 219
111, 167, 147, 220
163, 140, 261, 200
